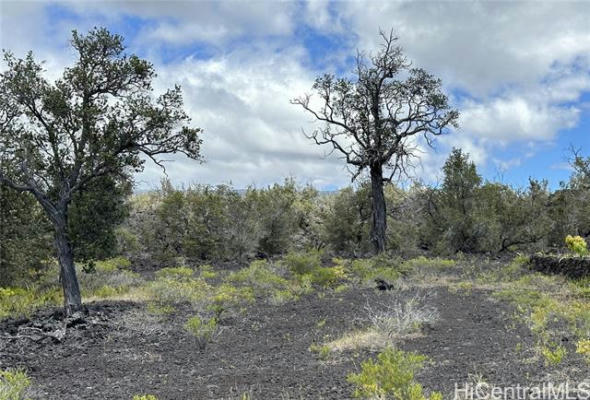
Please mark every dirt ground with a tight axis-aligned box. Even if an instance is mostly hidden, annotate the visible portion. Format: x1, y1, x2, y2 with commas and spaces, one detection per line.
0, 284, 587, 399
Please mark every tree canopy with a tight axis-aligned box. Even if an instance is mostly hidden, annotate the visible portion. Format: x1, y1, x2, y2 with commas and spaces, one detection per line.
0, 27, 203, 313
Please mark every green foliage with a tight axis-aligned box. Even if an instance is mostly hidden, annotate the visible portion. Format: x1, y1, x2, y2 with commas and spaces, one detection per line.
68, 176, 132, 261
310, 265, 347, 288
198, 265, 217, 280
565, 235, 588, 256
309, 343, 331, 360
132, 395, 158, 400
0, 188, 52, 286
92, 257, 132, 273
154, 266, 194, 280
227, 260, 289, 294
403, 256, 455, 270
1, 28, 202, 311
184, 315, 217, 350
347, 347, 440, 400
268, 289, 299, 305
78, 259, 140, 299
0, 286, 61, 319
428, 148, 482, 253
384, 184, 421, 255
322, 186, 371, 255
343, 255, 407, 284
541, 343, 566, 366
148, 274, 211, 306
576, 339, 590, 361
0, 368, 31, 400
209, 284, 254, 318
421, 150, 551, 254
246, 179, 300, 256
283, 251, 322, 275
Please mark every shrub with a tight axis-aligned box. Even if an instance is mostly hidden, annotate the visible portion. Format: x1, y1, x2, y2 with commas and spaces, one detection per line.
247, 180, 300, 256
310, 265, 347, 288
321, 186, 371, 255
309, 343, 331, 360
227, 260, 289, 294
403, 256, 455, 271
198, 265, 217, 280
132, 396, 158, 400
541, 343, 566, 366
184, 315, 217, 350
565, 235, 588, 256
347, 347, 441, 399
268, 289, 298, 306
208, 284, 254, 319
575, 339, 590, 361
0, 368, 31, 400
79, 263, 142, 299
154, 266, 194, 280
93, 257, 132, 272
283, 251, 321, 276
365, 293, 439, 338
148, 276, 212, 306
346, 255, 406, 284
0, 287, 61, 319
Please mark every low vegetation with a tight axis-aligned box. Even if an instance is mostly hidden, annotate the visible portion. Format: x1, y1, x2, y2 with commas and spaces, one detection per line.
347, 347, 442, 400
0, 368, 31, 400
184, 315, 218, 350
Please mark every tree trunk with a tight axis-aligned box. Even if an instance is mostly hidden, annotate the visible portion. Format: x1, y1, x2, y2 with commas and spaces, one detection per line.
53, 216, 82, 315
370, 164, 387, 254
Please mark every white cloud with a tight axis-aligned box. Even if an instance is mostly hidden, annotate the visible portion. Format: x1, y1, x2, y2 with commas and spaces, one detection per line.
66, 1, 297, 45
3, 1, 590, 189
134, 48, 352, 190
460, 96, 579, 144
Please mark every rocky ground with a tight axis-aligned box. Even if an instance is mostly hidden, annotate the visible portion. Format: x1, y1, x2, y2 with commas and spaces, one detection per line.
1, 279, 587, 400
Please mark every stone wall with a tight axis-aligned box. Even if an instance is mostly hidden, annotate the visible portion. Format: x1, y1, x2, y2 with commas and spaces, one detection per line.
529, 254, 590, 279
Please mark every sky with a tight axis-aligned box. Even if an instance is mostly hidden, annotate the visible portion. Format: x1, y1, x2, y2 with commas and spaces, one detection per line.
1, 1, 590, 191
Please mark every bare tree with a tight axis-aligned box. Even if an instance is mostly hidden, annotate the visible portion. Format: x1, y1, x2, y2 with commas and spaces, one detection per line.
0, 28, 202, 314
292, 31, 458, 253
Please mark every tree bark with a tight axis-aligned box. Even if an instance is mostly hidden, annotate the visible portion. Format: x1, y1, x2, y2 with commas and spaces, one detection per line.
53, 215, 82, 316
370, 164, 387, 254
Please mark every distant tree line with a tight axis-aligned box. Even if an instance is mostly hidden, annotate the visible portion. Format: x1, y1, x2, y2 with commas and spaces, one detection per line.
3, 147, 590, 284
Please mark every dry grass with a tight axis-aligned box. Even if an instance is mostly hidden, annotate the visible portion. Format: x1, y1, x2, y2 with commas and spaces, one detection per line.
326, 291, 437, 352
326, 329, 398, 352
365, 291, 439, 338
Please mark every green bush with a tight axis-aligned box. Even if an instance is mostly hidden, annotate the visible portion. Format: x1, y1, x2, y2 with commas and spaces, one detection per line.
344, 255, 406, 283
283, 251, 322, 276
310, 265, 347, 288
247, 180, 300, 256
541, 343, 567, 366
268, 289, 299, 306
565, 235, 588, 256
132, 395, 158, 400
309, 343, 331, 360
321, 186, 372, 255
227, 260, 289, 294
403, 256, 455, 270
184, 315, 217, 350
148, 276, 212, 306
347, 347, 441, 400
154, 266, 194, 280
93, 257, 132, 272
208, 284, 254, 318
198, 265, 217, 280
0, 368, 31, 400
0, 287, 61, 319
79, 260, 141, 299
